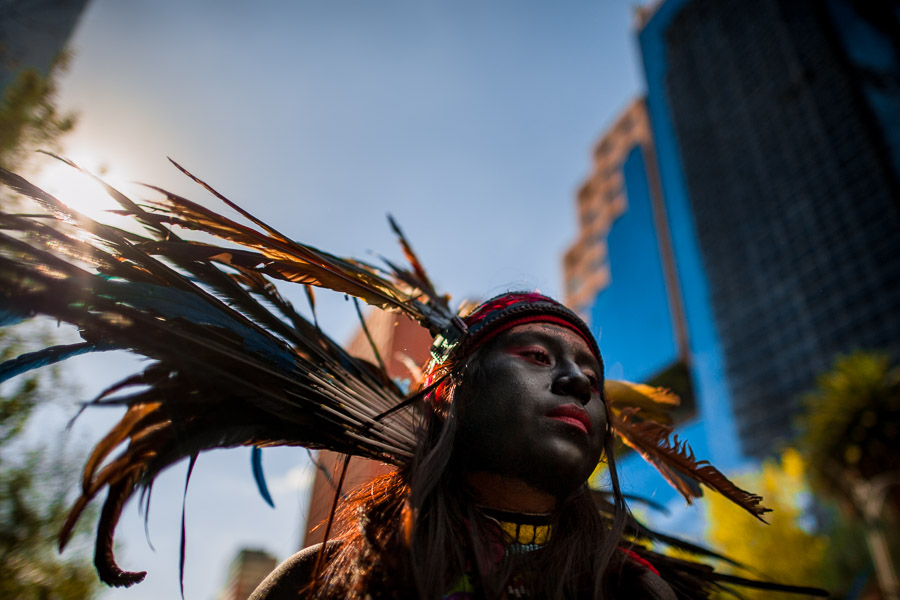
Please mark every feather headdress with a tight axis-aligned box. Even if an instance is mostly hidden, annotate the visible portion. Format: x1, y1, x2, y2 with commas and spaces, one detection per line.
0, 159, 819, 596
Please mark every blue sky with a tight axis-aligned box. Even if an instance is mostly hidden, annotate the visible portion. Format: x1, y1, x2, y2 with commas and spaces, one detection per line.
34, 1, 649, 598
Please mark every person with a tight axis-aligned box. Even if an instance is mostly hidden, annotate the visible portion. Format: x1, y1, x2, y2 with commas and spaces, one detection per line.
0, 164, 823, 599
251, 292, 675, 599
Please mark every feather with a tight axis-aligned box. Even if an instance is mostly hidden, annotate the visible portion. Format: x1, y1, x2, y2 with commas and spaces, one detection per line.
611, 408, 770, 520
304, 284, 318, 327
139, 189, 422, 313
0, 163, 425, 584
0, 342, 101, 382
95, 479, 147, 587
179, 454, 198, 599
387, 214, 442, 301
251, 446, 275, 508
605, 379, 679, 425
133, 176, 457, 334
589, 491, 743, 566
353, 297, 389, 376
0, 308, 27, 327
628, 546, 827, 597
167, 158, 292, 244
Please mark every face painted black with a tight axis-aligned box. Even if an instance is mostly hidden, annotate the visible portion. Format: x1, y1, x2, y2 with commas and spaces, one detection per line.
455, 323, 608, 499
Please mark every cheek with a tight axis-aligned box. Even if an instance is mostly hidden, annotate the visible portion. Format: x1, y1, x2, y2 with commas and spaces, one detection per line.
457, 375, 534, 444
469, 362, 530, 408
463, 382, 522, 426
588, 404, 609, 452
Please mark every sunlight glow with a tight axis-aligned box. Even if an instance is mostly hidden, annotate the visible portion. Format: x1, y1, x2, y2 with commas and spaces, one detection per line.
35, 155, 136, 222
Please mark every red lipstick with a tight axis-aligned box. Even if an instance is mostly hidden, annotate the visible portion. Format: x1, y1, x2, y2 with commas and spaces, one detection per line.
546, 404, 592, 434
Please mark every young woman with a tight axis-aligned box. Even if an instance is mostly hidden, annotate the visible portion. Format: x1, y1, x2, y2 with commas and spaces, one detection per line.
251, 293, 675, 599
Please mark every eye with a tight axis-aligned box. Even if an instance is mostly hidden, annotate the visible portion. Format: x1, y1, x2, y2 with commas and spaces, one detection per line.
519, 347, 551, 365
584, 371, 600, 390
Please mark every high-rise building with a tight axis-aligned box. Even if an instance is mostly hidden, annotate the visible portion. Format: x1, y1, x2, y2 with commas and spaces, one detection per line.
0, 0, 90, 91
302, 310, 431, 547
567, 0, 899, 474
635, 0, 900, 459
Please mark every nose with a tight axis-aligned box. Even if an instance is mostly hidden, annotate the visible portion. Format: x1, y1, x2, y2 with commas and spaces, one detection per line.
550, 362, 593, 405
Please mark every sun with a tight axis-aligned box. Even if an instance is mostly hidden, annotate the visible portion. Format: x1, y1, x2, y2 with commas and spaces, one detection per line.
34, 155, 136, 222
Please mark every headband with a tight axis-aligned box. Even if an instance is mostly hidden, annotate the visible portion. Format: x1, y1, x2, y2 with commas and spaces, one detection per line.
430, 292, 600, 366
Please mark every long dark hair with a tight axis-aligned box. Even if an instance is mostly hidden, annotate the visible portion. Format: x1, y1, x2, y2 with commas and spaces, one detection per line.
312, 338, 629, 599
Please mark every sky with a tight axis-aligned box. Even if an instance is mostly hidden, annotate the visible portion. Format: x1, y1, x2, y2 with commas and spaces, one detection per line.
22, 1, 649, 598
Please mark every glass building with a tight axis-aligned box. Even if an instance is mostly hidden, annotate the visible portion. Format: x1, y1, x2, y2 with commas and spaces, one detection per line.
0, 0, 90, 91
636, 0, 900, 459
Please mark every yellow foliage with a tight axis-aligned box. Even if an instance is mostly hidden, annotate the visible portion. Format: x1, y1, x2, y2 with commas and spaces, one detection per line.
706, 450, 827, 599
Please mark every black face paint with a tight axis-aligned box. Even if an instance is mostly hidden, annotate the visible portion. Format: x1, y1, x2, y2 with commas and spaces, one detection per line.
455, 323, 608, 498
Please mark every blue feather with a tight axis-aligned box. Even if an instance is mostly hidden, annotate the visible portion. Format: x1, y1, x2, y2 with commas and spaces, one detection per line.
0, 342, 103, 383
96, 280, 296, 373
251, 446, 275, 508
0, 307, 28, 327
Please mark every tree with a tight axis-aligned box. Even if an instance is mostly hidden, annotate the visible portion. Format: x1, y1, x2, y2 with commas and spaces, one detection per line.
0, 54, 77, 172
0, 28, 98, 597
704, 449, 837, 599
800, 351, 900, 599
0, 329, 101, 599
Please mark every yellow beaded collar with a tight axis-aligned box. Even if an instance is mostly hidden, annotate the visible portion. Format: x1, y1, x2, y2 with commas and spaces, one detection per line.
479, 508, 553, 547
495, 520, 552, 546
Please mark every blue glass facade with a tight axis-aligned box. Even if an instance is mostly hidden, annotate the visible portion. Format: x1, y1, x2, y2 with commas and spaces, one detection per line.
591, 146, 677, 384
635, 0, 900, 460
590, 141, 708, 505
632, 0, 744, 473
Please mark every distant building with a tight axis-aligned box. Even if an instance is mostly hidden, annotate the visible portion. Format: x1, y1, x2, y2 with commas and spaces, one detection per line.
0, 0, 90, 91
218, 548, 277, 600
634, 0, 900, 459
302, 310, 431, 547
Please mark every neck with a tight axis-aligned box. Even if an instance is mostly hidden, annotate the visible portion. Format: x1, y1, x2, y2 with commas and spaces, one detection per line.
465, 472, 557, 513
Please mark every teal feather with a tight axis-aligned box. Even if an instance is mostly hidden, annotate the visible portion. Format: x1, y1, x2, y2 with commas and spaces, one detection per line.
251, 446, 275, 508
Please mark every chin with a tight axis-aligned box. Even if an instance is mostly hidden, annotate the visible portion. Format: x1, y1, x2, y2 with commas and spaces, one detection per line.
457, 434, 600, 499
519, 453, 596, 499
527, 473, 590, 500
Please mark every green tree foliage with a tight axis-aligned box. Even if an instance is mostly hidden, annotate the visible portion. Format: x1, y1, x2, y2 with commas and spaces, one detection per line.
0, 44, 98, 597
0, 54, 77, 171
799, 351, 900, 513
704, 449, 874, 598
799, 351, 900, 598
705, 449, 838, 599
0, 330, 101, 599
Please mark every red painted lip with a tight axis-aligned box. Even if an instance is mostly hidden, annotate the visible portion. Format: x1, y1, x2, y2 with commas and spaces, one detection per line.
546, 404, 592, 435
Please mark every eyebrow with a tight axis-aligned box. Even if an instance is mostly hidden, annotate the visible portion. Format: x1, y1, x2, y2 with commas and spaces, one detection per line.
501, 328, 601, 371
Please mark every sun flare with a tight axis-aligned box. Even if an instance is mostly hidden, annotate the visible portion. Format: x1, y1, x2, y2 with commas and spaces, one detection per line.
35, 155, 135, 222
